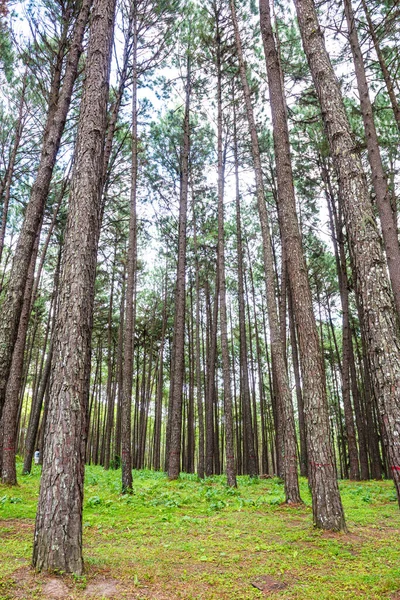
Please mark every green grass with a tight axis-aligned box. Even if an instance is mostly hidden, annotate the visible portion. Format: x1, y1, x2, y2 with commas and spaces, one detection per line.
0, 462, 399, 599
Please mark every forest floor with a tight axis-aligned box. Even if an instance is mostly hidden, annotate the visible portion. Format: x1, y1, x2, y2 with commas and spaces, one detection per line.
0, 464, 399, 599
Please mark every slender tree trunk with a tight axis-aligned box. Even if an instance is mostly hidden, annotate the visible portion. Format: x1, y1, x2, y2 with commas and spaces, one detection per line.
322, 159, 359, 480
192, 193, 205, 479
114, 265, 126, 466
214, 20, 236, 486
287, 285, 308, 477
344, 0, 400, 316
231, 0, 301, 505
0, 70, 27, 265
1, 230, 40, 484
32, 0, 116, 572
153, 276, 167, 471
103, 243, 117, 470
232, 94, 257, 478
360, 0, 400, 130
348, 328, 369, 479
168, 58, 191, 479
121, 5, 139, 491
294, 0, 400, 505
0, 0, 92, 422
205, 276, 218, 476
259, 0, 346, 520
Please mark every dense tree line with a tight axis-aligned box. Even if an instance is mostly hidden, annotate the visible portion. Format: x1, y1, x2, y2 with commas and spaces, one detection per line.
0, 0, 399, 573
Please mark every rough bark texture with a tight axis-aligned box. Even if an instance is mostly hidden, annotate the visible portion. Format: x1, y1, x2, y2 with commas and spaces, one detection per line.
344, 0, 400, 317
231, 0, 301, 504
167, 59, 191, 480
294, 0, 400, 505
32, 0, 116, 573
0, 0, 92, 423
259, 0, 345, 518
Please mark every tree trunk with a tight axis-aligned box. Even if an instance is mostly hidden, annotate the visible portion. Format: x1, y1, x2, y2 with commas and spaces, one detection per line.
344, 0, 400, 317
287, 285, 308, 477
168, 58, 191, 479
153, 275, 167, 471
321, 158, 359, 480
1, 235, 38, 484
232, 92, 257, 478
294, 0, 400, 505
121, 9, 139, 491
0, 0, 92, 422
231, 0, 301, 505
192, 192, 205, 479
360, 0, 400, 130
32, 0, 116, 573
0, 69, 27, 265
214, 19, 236, 486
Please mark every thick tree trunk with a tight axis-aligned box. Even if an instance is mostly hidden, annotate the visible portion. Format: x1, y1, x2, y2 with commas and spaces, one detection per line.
0, 0, 92, 422
344, 0, 400, 316
231, 0, 301, 504
259, 0, 345, 522
294, 0, 400, 505
32, 0, 116, 573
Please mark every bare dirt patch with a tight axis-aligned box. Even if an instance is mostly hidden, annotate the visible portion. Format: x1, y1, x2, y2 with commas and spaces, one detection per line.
84, 579, 118, 598
251, 575, 288, 594
42, 579, 70, 599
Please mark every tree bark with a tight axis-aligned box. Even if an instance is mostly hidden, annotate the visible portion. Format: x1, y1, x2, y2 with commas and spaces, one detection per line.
214, 16, 236, 486
121, 5, 139, 491
294, 0, 400, 505
232, 92, 257, 478
0, 0, 92, 422
344, 0, 400, 317
168, 57, 191, 480
231, 0, 301, 505
32, 0, 116, 573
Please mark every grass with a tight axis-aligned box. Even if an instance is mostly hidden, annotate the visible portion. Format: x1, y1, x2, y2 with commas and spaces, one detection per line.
0, 462, 399, 599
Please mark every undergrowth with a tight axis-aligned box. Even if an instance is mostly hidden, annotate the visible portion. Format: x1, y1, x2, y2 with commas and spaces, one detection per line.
0, 461, 399, 599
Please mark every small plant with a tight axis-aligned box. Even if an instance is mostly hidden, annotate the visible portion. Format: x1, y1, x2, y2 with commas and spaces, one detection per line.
73, 574, 87, 590
86, 495, 102, 507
